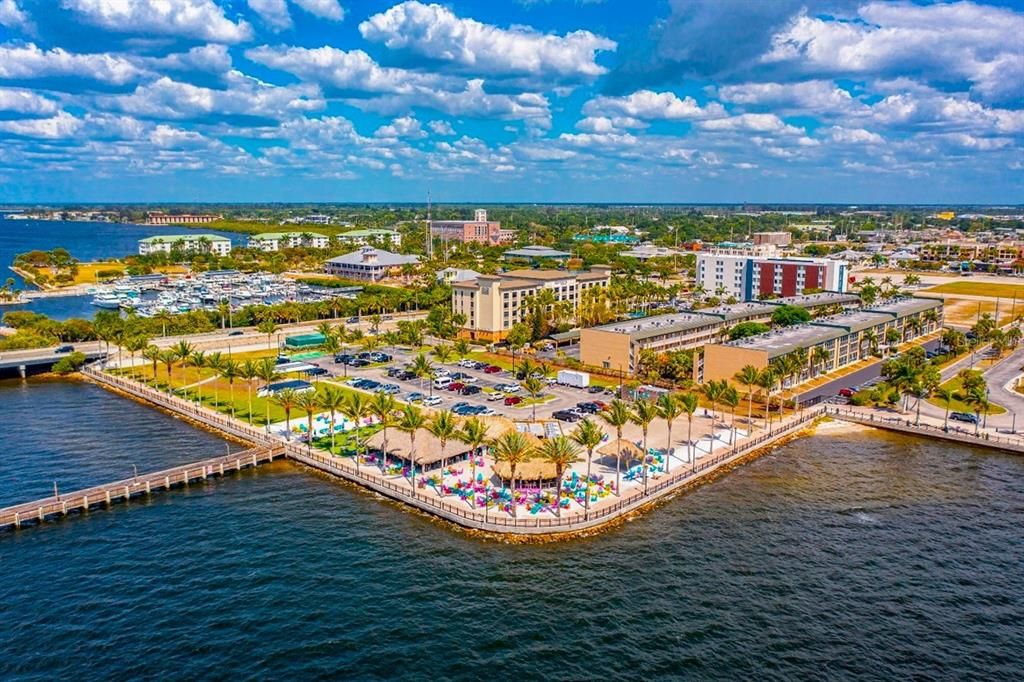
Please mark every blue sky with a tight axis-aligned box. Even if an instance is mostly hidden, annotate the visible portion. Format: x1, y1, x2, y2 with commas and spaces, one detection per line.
0, 0, 1021, 203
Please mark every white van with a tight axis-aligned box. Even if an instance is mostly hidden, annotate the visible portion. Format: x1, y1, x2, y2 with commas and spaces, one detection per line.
433, 376, 453, 389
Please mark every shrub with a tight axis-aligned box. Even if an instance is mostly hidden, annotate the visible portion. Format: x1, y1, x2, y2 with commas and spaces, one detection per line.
52, 352, 87, 374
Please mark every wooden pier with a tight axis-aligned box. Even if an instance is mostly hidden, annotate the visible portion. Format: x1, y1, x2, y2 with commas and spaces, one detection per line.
0, 444, 285, 530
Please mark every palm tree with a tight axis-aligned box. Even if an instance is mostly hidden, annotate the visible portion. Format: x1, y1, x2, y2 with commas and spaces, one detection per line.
657, 393, 683, 473
600, 399, 632, 497
171, 340, 195, 393
257, 318, 278, 349
411, 352, 433, 394
369, 392, 397, 471
489, 430, 534, 518
701, 379, 727, 448
755, 368, 778, 429
678, 392, 699, 471
143, 344, 161, 382
123, 334, 149, 380
317, 320, 334, 341
934, 385, 955, 431
240, 360, 259, 424
522, 376, 546, 422
342, 392, 370, 472
734, 364, 760, 433
458, 417, 490, 495
812, 346, 832, 376
431, 343, 453, 366
398, 404, 428, 493
570, 418, 604, 515
271, 388, 299, 439
317, 386, 347, 454
631, 398, 660, 493
154, 310, 173, 337
453, 338, 471, 362
205, 351, 224, 408
158, 349, 177, 392
221, 358, 240, 416
721, 385, 741, 445
426, 410, 458, 497
964, 386, 987, 436
255, 358, 280, 426
296, 390, 320, 453
537, 436, 582, 517
189, 350, 206, 403
218, 300, 232, 330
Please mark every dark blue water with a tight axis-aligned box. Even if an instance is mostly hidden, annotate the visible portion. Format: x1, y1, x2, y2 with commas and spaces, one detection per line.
0, 218, 237, 319
2, 380, 1023, 679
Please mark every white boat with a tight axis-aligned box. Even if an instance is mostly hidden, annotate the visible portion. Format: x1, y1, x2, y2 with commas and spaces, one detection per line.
91, 295, 122, 309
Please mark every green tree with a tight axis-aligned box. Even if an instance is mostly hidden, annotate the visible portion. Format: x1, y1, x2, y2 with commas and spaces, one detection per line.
458, 417, 490, 497
426, 410, 459, 497
369, 392, 397, 471
342, 392, 370, 472
599, 399, 632, 497
537, 436, 582, 517
398, 404, 428, 494
296, 390, 321, 453
734, 364, 761, 433
271, 388, 299, 438
771, 304, 812, 327
489, 430, 535, 518
631, 398, 660, 493
522, 375, 546, 422
317, 386, 347, 454
570, 418, 604, 515
678, 392, 699, 470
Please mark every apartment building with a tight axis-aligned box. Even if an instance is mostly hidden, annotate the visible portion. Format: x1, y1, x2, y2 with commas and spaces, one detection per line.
752, 231, 792, 246
336, 229, 402, 248
918, 241, 1024, 266
324, 247, 419, 282
138, 234, 231, 256
700, 297, 943, 386
144, 212, 220, 225
452, 266, 612, 341
579, 293, 859, 373
430, 209, 513, 246
247, 232, 330, 251
696, 249, 848, 300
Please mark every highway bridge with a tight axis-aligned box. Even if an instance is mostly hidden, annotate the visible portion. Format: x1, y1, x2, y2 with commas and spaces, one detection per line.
0, 342, 107, 378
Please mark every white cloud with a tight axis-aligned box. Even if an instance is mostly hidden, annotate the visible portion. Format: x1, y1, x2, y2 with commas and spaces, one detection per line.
583, 90, 726, 121
375, 116, 426, 140
699, 113, 804, 135
351, 79, 551, 126
575, 115, 644, 132
829, 126, 884, 145
0, 0, 29, 29
292, 0, 343, 21
718, 80, 864, 116
153, 44, 233, 74
359, 0, 615, 83
762, 1, 1024, 104
246, 46, 444, 93
102, 75, 324, 121
0, 111, 82, 138
868, 90, 1024, 135
427, 120, 454, 135
0, 43, 145, 85
248, 0, 291, 30
60, 0, 252, 43
0, 88, 59, 116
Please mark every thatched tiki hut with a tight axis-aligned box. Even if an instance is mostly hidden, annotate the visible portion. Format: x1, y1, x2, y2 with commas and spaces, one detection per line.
596, 438, 645, 467
492, 458, 560, 488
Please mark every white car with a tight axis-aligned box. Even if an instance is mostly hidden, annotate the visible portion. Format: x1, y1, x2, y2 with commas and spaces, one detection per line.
457, 359, 475, 368
423, 395, 443, 407
499, 383, 520, 393
433, 367, 451, 377
486, 391, 505, 402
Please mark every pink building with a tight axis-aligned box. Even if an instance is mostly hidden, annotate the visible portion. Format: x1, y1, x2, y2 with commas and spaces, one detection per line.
429, 209, 512, 246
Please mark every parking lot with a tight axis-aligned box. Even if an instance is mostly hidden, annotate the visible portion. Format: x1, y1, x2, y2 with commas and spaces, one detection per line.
305, 347, 617, 421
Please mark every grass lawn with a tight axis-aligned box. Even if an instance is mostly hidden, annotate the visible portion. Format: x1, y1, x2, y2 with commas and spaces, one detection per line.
926, 376, 1006, 415
926, 281, 1024, 299
310, 424, 383, 457
472, 351, 620, 388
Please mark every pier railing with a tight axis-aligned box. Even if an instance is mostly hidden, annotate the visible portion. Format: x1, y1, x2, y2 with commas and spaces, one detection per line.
825, 407, 1024, 454
0, 444, 284, 530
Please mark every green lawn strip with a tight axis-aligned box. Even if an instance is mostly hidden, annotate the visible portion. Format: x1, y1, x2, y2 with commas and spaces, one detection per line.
926, 377, 1006, 415
310, 424, 383, 457
926, 281, 1024, 298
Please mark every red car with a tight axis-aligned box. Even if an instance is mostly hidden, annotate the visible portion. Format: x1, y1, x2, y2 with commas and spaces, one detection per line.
838, 387, 855, 397
484, 365, 502, 374
592, 400, 608, 410
448, 382, 466, 392
504, 395, 523, 406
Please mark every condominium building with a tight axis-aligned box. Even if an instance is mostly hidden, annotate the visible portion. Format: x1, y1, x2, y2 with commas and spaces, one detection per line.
144, 211, 220, 225
918, 241, 1024, 266
579, 293, 860, 373
696, 249, 848, 300
138, 234, 231, 256
452, 266, 612, 341
752, 232, 792, 247
429, 209, 512, 246
336, 229, 402, 248
324, 247, 420, 282
700, 297, 943, 386
247, 232, 330, 251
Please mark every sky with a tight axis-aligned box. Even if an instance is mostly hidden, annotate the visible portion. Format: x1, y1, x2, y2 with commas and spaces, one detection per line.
0, 0, 1021, 204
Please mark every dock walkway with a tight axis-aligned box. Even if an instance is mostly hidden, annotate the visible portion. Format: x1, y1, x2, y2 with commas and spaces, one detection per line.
0, 444, 285, 530
825, 406, 1024, 454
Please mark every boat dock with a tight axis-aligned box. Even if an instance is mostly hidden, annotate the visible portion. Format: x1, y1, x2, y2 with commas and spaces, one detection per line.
0, 443, 285, 530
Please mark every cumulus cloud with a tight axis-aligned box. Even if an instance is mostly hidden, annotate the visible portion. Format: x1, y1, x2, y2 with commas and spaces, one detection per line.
763, 1, 1024, 105
427, 119, 454, 135
246, 46, 445, 94
829, 126, 884, 145
0, 0, 29, 29
292, 0, 343, 21
351, 79, 551, 125
583, 90, 726, 121
248, 0, 291, 30
0, 110, 82, 138
718, 80, 865, 116
0, 43, 145, 85
0, 88, 59, 116
359, 1, 614, 84
698, 113, 805, 135
60, 0, 253, 43
374, 116, 426, 139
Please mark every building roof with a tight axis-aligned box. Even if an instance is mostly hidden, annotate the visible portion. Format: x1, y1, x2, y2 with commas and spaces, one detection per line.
812, 310, 896, 334
591, 311, 725, 340
721, 324, 845, 359
250, 231, 327, 240
766, 292, 862, 308
866, 297, 943, 317
620, 245, 686, 258
502, 268, 576, 280
139, 233, 229, 243
691, 301, 777, 322
338, 229, 400, 238
504, 245, 571, 259
325, 248, 419, 267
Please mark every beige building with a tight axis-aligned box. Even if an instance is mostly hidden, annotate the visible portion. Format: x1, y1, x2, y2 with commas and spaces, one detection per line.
700, 297, 944, 387
452, 266, 612, 341
752, 231, 792, 247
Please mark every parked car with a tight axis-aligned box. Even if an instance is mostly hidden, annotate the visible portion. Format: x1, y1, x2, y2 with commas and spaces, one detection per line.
457, 359, 474, 368
369, 352, 391, 363
433, 367, 451, 377
422, 395, 443, 407
227, 330, 245, 336
487, 391, 506, 401
54, 345, 74, 354
305, 367, 330, 377
951, 412, 979, 424
484, 365, 502, 374
587, 385, 605, 395
497, 383, 520, 393
575, 401, 601, 414
378, 383, 400, 394
460, 385, 481, 396
504, 396, 523, 406
447, 382, 466, 392
472, 361, 489, 370
397, 370, 416, 381
838, 388, 855, 398
346, 316, 359, 324
348, 359, 371, 368
334, 353, 354, 364
406, 392, 425, 403
552, 409, 582, 422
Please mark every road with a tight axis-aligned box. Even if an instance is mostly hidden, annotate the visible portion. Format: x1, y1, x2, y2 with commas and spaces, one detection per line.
796, 337, 942, 403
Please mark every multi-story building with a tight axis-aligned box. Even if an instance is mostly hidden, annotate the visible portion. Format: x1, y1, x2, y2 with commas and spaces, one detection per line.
429, 209, 511, 246
696, 249, 848, 301
144, 211, 220, 225
579, 293, 859, 373
247, 232, 330, 251
919, 241, 1024, 267
452, 266, 612, 341
700, 297, 943, 386
335, 229, 402, 248
619, 245, 686, 260
138, 234, 231, 256
324, 247, 419, 282
503, 245, 572, 263
752, 231, 792, 247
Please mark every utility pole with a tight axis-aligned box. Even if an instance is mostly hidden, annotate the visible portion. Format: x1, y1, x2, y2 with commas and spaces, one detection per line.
425, 190, 433, 259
